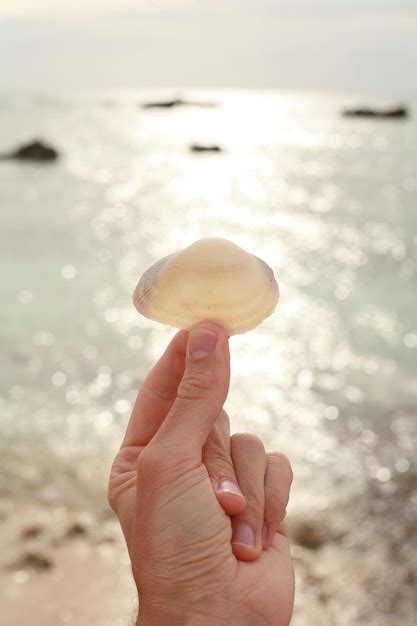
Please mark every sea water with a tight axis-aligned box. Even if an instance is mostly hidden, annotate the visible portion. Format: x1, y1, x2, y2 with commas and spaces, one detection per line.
0, 90, 416, 512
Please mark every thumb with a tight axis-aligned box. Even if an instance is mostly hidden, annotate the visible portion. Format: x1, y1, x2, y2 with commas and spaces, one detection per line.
152, 322, 230, 461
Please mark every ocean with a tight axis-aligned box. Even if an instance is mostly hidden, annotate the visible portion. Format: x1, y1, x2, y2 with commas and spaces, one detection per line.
1, 89, 416, 515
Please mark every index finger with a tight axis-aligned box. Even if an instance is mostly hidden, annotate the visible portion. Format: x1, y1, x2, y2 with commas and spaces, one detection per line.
122, 329, 188, 448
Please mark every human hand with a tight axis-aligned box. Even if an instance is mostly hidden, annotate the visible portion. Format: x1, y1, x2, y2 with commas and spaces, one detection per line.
109, 323, 294, 626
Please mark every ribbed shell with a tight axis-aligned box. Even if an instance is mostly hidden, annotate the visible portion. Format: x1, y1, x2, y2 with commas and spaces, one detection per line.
132, 238, 279, 335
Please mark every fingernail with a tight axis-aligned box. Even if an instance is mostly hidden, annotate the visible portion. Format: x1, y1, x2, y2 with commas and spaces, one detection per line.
189, 328, 217, 361
232, 523, 255, 548
218, 479, 243, 498
262, 522, 268, 545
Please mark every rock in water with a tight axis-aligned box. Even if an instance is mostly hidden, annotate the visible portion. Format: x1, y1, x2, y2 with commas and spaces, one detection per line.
133, 238, 279, 335
342, 106, 409, 120
142, 98, 217, 109
190, 144, 223, 153
142, 98, 185, 109
8, 140, 59, 162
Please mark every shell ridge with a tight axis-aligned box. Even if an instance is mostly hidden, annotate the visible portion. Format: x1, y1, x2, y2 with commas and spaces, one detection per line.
133, 239, 279, 335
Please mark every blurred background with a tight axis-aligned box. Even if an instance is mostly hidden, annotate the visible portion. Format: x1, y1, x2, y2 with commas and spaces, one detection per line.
1, 1, 417, 625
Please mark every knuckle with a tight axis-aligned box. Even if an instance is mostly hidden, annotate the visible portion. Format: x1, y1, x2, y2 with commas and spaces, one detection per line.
143, 378, 177, 403
207, 449, 234, 478
137, 443, 195, 481
204, 436, 234, 476
107, 448, 136, 513
107, 483, 117, 512
245, 489, 265, 515
177, 371, 216, 401
268, 451, 293, 484
232, 432, 265, 455
107, 456, 124, 512
136, 447, 160, 477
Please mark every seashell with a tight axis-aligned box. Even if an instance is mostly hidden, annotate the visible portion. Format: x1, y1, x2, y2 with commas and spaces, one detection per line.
133, 238, 279, 335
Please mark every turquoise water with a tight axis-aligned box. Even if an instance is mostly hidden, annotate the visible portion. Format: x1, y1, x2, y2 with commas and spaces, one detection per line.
0, 90, 416, 511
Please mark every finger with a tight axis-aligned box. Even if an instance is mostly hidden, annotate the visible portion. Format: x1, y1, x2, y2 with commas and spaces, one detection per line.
202, 410, 246, 516
230, 433, 267, 561
262, 452, 293, 549
122, 329, 188, 448
276, 521, 289, 538
151, 322, 230, 464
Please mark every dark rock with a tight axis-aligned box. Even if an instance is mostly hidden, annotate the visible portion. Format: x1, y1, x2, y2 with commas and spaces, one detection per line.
342, 105, 409, 120
142, 98, 186, 109
142, 98, 217, 110
66, 522, 88, 538
7, 551, 53, 572
190, 144, 223, 154
290, 521, 328, 549
4, 140, 59, 162
317, 590, 331, 604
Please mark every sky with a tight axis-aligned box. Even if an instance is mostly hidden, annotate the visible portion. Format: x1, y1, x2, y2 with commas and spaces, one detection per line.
1, 0, 417, 95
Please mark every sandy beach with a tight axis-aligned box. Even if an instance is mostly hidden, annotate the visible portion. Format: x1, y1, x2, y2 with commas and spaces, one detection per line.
1, 469, 416, 626
0, 497, 136, 626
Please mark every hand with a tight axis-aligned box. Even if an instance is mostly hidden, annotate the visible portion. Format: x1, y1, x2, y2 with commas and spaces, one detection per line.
109, 323, 294, 626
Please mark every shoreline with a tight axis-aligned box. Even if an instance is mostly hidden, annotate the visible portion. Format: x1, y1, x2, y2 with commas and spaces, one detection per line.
1, 472, 416, 626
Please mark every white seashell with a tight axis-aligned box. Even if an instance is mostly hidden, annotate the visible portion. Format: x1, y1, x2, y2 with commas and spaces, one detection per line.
133, 238, 279, 335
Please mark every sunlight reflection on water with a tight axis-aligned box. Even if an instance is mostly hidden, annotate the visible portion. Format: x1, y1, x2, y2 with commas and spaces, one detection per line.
0, 90, 416, 512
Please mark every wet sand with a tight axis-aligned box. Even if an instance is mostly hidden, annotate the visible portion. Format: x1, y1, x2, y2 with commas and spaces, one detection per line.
1, 473, 416, 626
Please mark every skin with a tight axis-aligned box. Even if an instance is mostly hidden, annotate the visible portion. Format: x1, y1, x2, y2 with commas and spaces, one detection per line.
108, 322, 294, 626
